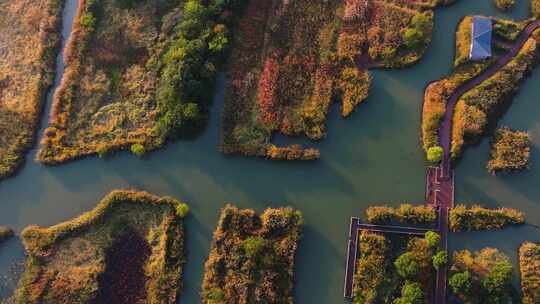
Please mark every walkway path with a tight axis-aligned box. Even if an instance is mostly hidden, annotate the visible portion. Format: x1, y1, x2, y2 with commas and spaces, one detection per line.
345, 18, 540, 304
432, 18, 540, 304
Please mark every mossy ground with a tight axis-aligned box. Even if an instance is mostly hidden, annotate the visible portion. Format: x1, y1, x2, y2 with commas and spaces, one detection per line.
0, 0, 63, 179
15, 190, 188, 304
201, 204, 303, 304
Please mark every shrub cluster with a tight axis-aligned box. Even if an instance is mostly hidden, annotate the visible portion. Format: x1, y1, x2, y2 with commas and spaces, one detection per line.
15, 190, 188, 304
450, 248, 515, 303
519, 242, 540, 304
353, 231, 441, 304
494, 0, 515, 11
487, 127, 530, 174
449, 204, 524, 232
532, 0, 540, 17
201, 205, 303, 304
365, 204, 437, 225
155, 0, 248, 139
0, 226, 14, 243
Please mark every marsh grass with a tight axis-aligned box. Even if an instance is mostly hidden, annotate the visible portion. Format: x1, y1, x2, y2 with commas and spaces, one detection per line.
15, 190, 188, 304
0, 0, 64, 179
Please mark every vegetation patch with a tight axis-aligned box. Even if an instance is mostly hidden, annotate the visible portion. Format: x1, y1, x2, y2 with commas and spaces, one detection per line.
201, 204, 303, 303
494, 0, 515, 12
519, 242, 540, 304
449, 248, 516, 303
221, 0, 455, 160
422, 17, 539, 160
0, 0, 64, 179
38, 0, 247, 164
365, 204, 437, 226
15, 190, 188, 304
353, 230, 442, 303
487, 127, 530, 174
449, 204, 524, 232
0, 226, 14, 243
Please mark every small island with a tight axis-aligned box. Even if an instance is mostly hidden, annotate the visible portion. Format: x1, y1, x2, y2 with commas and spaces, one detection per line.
519, 242, 540, 304
221, 0, 460, 160
38, 0, 246, 164
449, 248, 516, 303
201, 205, 303, 303
487, 127, 531, 174
422, 15, 537, 160
449, 204, 524, 232
14, 190, 188, 304
0, 0, 64, 179
350, 204, 444, 303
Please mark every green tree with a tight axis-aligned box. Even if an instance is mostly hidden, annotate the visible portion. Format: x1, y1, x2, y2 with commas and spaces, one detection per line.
175, 203, 190, 218
130, 144, 146, 157
432, 251, 448, 270
243, 236, 266, 259
394, 252, 420, 279
482, 261, 513, 303
427, 146, 444, 163
449, 271, 472, 296
425, 231, 440, 248
393, 281, 424, 304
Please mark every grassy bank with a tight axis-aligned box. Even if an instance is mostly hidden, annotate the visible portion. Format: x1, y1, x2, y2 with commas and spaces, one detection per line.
38, 0, 247, 164
519, 242, 540, 304
449, 205, 524, 232
353, 231, 441, 303
0, 0, 64, 179
221, 0, 454, 160
15, 190, 188, 304
449, 248, 516, 303
201, 205, 303, 303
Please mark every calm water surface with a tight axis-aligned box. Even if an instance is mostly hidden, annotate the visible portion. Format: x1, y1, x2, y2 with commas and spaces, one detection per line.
1, 0, 540, 302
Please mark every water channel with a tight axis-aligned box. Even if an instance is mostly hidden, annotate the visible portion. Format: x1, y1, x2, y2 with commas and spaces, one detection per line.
1, 0, 540, 302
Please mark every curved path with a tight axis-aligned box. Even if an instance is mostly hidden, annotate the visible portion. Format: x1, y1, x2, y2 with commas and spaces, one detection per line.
439, 19, 540, 178
433, 18, 540, 304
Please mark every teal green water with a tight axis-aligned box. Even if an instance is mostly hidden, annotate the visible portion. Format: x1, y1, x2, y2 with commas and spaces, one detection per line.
1, 0, 540, 302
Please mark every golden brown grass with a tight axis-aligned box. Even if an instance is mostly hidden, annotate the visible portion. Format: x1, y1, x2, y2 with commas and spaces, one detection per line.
449, 204, 524, 231
0, 0, 63, 179
37, 0, 181, 164
201, 204, 303, 304
15, 190, 188, 304
487, 127, 530, 173
519, 242, 540, 304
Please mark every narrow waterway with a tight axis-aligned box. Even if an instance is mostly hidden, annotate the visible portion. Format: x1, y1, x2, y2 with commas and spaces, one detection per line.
1, 0, 540, 302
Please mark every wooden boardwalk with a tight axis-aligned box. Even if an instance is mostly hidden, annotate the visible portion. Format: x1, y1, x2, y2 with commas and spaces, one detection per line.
343, 217, 360, 299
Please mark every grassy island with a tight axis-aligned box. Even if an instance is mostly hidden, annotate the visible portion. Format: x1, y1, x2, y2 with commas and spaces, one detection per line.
201, 205, 303, 303
221, 0, 457, 160
422, 16, 537, 160
365, 204, 437, 226
0, 0, 64, 179
449, 248, 515, 303
487, 127, 530, 174
519, 242, 540, 304
15, 190, 188, 304
353, 230, 442, 304
38, 0, 247, 164
0, 226, 14, 243
449, 205, 524, 232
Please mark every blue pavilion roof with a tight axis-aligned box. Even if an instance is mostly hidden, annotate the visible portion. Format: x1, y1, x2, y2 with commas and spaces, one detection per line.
470, 16, 492, 61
